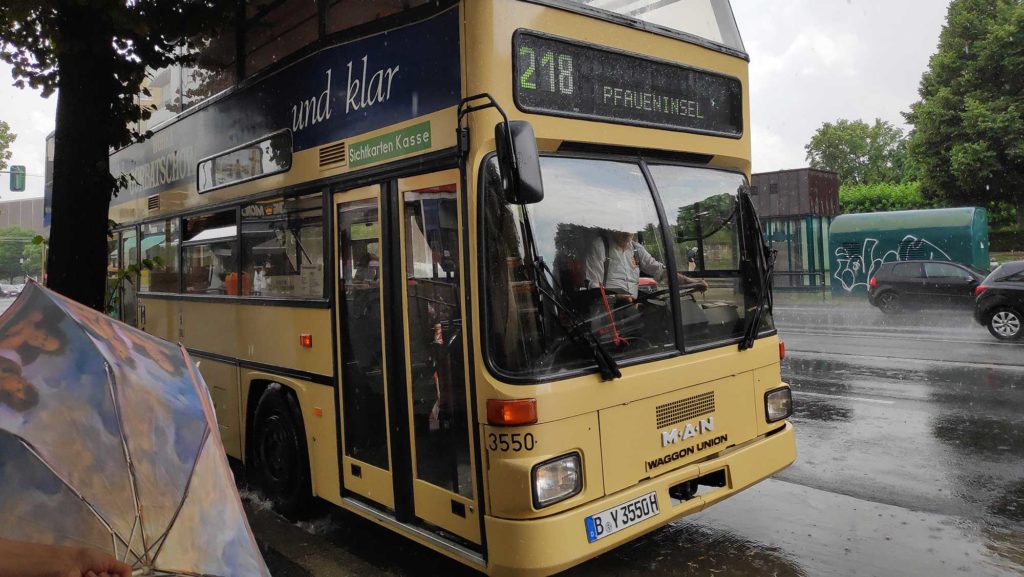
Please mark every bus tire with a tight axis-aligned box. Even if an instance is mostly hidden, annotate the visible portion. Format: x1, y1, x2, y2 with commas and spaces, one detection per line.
251, 383, 312, 518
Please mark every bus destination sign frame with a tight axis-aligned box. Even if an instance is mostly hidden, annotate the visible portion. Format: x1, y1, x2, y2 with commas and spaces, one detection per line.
512, 30, 743, 138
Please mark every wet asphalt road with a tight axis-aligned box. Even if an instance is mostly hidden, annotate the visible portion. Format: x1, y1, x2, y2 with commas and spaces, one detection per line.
254, 298, 1023, 576
17, 292, 1014, 576
556, 300, 1024, 576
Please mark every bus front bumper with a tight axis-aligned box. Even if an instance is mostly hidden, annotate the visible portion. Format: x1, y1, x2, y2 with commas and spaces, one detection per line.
484, 422, 796, 577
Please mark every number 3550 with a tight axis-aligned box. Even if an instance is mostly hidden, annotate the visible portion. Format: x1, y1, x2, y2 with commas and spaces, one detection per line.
488, 432, 536, 452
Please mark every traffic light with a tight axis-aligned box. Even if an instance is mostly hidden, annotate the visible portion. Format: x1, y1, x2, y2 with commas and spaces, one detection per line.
9, 165, 25, 192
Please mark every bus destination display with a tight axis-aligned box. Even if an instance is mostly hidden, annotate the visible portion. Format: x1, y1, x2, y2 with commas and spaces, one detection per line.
513, 31, 742, 137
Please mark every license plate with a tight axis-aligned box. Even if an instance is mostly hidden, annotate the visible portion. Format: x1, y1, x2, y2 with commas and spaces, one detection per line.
584, 491, 660, 543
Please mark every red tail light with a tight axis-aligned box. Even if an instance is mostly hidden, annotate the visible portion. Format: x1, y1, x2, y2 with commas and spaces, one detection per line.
975, 285, 989, 297
869, 277, 877, 288
779, 340, 785, 360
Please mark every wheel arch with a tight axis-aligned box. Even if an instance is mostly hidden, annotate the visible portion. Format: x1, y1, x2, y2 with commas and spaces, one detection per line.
875, 289, 902, 312
242, 372, 335, 501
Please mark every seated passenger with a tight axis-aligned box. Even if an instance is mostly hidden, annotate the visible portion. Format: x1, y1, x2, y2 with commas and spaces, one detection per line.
584, 230, 707, 303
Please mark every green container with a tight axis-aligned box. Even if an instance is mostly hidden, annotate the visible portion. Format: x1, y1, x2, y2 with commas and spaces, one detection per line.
829, 207, 989, 296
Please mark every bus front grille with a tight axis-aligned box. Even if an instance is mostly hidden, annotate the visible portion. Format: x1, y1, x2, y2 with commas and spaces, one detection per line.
655, 391, 715, 429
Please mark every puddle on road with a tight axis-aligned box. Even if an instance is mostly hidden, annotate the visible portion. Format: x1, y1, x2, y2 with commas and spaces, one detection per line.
989, 481, 1024, 525
791, 396, 853, 423
932, 413, 1024, 458
565, 521, 806, 577
565, 479, 1024, 577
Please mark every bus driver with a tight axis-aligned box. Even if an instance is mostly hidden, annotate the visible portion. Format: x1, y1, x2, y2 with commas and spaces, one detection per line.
585, 230, 708, 303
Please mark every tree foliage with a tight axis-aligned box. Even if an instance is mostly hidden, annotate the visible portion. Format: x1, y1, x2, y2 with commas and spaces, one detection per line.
839, 181, 935, 215
0, 1, 231, 309
21, 239, 43, 279
805, 118, 908, 186
0, 120, 14, 171
905, 0, 1024, 228
0, 1, 229, 150
0, 226, 37, 282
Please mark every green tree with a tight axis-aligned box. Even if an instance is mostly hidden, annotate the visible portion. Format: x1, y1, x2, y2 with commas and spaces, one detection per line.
839, 181, 935, 214
0, 1, 230, 310
805, 118, 908, 186
21, 239, 44, 279
0, 227, 36, 282
905, 0, 1024, 228
0, 120, 14, 171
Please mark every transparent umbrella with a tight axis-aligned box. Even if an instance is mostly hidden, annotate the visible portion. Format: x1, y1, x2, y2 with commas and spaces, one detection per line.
0, 281, 269, 577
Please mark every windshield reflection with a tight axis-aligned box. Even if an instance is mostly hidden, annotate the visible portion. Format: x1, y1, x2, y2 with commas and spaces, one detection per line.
482, 156, 769, 381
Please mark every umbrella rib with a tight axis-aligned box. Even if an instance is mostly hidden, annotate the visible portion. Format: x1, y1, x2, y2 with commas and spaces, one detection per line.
14, 436, 132, 549
124, 517, 146, 565
103, 362, 151, 565
146, 427, 211, 566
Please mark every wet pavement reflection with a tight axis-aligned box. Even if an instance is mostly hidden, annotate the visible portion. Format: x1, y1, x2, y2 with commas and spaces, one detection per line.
244, 299, 1024, 576
560, 303, 1024, 576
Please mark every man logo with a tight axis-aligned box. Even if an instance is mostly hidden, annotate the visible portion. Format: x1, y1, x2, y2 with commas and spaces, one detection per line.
661, 416, 714, 447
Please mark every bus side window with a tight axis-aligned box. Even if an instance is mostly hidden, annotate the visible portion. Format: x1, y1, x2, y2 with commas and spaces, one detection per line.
240, 193, 325, 299
182, 210, 238, 295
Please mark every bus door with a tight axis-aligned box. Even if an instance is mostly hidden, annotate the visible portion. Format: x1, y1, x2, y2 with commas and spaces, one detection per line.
396, 170, 479, 543
333, 171, 479, 545
334, 185, 394, 510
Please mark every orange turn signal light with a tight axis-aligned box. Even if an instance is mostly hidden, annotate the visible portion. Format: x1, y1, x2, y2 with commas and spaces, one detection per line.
487, 398, 537, 426
300, 333, 313, 348
779, 340, 785, 360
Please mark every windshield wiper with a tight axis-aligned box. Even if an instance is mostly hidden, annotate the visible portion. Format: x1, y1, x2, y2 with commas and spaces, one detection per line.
740, 191, 776, 351
516, 202, 620, 380
531, 257, 622, 380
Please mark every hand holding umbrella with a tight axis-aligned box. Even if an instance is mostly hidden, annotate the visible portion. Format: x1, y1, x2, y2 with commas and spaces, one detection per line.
0, 537, 132, 577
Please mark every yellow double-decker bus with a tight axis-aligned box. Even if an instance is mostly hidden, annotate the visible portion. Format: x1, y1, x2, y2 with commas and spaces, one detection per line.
107, 1, 795, 574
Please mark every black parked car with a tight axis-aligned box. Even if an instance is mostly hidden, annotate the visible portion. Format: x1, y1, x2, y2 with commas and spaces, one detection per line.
868, 260, 986, 314
974, 260, 1024, 341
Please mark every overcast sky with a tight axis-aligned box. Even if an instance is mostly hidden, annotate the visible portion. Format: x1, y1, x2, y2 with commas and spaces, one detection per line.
734, 0, 951, 173
0, 0, 952, 200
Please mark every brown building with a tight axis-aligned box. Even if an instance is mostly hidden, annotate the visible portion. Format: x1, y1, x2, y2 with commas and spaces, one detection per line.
751, 168, 840, 289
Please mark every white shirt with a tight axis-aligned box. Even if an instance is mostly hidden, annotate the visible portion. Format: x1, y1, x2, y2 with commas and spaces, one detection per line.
584, 237, 665, 298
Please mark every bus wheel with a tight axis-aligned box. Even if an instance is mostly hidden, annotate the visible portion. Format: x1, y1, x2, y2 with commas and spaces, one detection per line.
251, 384, 311, 517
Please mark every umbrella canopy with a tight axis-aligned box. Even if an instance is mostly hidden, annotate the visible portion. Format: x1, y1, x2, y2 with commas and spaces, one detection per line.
0, 281, 269, 577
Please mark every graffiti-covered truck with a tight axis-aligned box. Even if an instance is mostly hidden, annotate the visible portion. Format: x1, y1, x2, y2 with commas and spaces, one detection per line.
829, 208, 990, 296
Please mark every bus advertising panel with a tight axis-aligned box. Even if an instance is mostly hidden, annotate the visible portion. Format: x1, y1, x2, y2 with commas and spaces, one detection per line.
109, 7, 460, 202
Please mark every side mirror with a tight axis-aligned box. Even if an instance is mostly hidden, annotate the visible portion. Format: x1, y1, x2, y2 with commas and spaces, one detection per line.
495, 120, 544, 205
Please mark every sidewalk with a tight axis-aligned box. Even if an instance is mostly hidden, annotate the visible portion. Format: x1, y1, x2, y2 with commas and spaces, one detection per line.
245, 501, 389, 577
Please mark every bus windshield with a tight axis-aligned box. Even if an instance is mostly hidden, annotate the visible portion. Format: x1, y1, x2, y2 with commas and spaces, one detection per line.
556, 0, 744, 52
483, 156, 771, 381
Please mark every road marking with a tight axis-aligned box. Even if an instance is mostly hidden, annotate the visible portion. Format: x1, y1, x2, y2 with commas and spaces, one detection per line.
778, 328, 1011, 347
785, 349, 1024, 371
792, 390, 895, 405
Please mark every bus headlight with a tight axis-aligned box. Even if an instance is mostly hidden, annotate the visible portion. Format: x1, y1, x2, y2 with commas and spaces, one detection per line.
532, 453, 582, 508
765, 387, 793, 423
